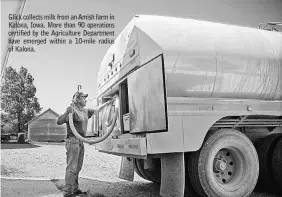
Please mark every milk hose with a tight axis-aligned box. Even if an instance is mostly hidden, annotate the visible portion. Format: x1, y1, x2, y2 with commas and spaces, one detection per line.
68, 95, 120, 144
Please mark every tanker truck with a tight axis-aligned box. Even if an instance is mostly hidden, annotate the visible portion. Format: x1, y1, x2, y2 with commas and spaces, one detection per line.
76, 15, 282, 197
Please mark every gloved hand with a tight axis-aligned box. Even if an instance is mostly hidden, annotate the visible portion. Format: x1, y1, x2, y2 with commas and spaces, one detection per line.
66, 106, 74, 114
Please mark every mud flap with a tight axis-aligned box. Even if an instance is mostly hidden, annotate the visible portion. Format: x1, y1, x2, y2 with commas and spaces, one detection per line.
119, 157, 134, 181
160, 153, 185, 197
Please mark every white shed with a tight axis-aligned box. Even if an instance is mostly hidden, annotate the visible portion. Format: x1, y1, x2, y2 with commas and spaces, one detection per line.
27, 108, 66, 142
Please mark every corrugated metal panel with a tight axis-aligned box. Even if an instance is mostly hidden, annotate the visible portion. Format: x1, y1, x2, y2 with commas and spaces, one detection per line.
28, 109, 66, 142
29, 134, 66, 142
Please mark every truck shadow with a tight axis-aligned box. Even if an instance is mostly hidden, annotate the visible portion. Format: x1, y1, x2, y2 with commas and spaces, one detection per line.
1, 143, 40, 150
50, 178, 280, 197
51, 178, 161, 197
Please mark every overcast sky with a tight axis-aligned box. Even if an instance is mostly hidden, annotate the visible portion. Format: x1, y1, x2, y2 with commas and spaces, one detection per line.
1, 0, 282, 114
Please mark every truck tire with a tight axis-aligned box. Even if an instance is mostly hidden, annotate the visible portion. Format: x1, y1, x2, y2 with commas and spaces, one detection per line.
135, 158, 161, 184
133, 158, 147, 179
184, 154, 201, 197
254, 133, 282, 191
272, 138, 282, 192
188, 129, 259, 197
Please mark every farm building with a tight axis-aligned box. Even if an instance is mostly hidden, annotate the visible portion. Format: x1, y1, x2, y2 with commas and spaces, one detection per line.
27, 108, 66, 142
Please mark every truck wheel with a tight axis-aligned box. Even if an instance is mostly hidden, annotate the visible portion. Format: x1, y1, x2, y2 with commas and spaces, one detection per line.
133, 158, 147, 179
272, 138, 282, 192
188, 129, 259, 197
184, 154, 201, 197
135, 158, 161, 184
254, 133, 282, 191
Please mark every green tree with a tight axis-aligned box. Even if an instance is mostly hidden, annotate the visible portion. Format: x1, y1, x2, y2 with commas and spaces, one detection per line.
1, 66, 42, 133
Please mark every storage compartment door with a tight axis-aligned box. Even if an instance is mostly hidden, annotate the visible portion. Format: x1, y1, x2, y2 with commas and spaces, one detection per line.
128, 55, 168, 134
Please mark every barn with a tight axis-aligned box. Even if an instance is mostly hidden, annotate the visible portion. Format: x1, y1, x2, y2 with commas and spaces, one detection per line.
27, 108, 66, 142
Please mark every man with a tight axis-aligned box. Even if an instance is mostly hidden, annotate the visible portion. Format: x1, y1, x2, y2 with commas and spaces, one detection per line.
57, 92, 96, 197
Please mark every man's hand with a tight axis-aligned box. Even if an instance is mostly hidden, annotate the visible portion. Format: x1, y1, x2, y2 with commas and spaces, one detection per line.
94, 105, 103, 111
57, 106, 73, 125
95, 96, 116, 111
66, 106, 73, 114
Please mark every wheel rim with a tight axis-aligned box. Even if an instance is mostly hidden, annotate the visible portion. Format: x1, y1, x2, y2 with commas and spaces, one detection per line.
212, 147, 245, 189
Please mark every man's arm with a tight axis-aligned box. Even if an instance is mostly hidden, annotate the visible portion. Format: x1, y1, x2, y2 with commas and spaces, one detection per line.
57, 112, 68, 125
87, 108, 97, 119
57, 106, 72, 125
87, 102, 110, 118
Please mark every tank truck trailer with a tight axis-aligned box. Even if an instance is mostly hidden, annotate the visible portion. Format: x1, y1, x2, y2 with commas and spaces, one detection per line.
71, 16, 282, 197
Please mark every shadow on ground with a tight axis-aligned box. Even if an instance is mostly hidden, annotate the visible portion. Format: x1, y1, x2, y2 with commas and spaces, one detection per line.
48, 178, 281, 197
1, 178, 279, 197
1, 143, 41, 149
51, 178, 161, 197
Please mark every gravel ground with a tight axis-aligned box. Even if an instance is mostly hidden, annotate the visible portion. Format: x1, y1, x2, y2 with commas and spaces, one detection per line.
1, 142, 145, 182
0, 142, 279, 197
